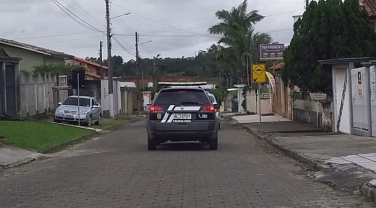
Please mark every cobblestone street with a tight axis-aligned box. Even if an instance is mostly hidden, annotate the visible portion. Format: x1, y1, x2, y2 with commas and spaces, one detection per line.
0, 121, 373, 208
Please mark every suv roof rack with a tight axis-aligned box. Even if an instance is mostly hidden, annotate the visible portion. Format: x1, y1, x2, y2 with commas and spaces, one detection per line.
158, 81, 208, 87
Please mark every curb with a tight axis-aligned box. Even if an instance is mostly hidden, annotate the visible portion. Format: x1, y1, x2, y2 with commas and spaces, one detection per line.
0, 153, 42, 172
227, 117, 376, 203
42, 131, 99, 154
238, 123, 324, 171
1, 156, 37, 169
42, 118, 141, 154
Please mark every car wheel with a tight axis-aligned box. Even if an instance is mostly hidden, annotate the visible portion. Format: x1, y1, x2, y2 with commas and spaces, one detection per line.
86, 116, 92, 127
148, 135, 157, 150
95, 115, 101, 125
209, 133, 218, 150
54, 118, 61, 123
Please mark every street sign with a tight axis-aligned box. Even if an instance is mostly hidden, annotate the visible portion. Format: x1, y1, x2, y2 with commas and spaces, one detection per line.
260, 44, 284, 61
252, 64, 266, 83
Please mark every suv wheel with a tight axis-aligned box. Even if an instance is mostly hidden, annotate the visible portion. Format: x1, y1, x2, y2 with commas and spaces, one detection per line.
209, 133, 218, 150
148, 135, 157, 150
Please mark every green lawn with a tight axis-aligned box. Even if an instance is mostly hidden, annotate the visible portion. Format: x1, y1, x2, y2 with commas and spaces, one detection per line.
94, 118, 130, 130
0, 121, 91, 152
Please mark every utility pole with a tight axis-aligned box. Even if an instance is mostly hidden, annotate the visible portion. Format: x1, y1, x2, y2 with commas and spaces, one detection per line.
105, 0, 113, 117
99, 41, 103, 79
250, 41, 253, 84
306, 0, 309, 9
135, 31, 140, 114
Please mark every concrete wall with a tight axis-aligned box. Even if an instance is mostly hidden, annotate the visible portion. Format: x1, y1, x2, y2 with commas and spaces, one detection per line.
120, 88, 134, 115
293, 99, 333, 131
246, 90, 272, 115
101, 79, 121, 116
293, 99, 322, 126
44, 56, 64, 65
0, 63, 4, 115
272, 77, 293, 119
333, 65, 352, 134
142, 91, 152, 108
19, 73, 56, 117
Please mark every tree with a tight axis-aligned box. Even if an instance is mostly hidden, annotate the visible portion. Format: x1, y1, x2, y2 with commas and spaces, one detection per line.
85, 57, 100, 64
209, 0, 271, 84
31, 62, 79, 77
282, 0, 376, 95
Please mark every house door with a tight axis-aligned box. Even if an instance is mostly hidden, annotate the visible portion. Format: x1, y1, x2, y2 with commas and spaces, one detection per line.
5, 64, 16, 116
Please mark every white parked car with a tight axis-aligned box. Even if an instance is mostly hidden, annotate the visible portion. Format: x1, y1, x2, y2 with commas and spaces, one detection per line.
54, 96, 102, 126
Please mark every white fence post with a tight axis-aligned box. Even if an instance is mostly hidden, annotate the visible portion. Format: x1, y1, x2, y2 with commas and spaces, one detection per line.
43, 73, 46, 112
34, 76, 38, 113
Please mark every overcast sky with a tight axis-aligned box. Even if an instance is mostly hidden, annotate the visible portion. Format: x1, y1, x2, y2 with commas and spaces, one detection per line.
1, 0, 306, 62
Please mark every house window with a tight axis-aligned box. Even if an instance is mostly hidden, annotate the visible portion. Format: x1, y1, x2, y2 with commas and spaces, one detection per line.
59, 75, 67, 86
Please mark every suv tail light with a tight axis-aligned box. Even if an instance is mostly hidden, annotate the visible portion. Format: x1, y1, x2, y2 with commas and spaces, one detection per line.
150, 106, 163, 112
201, 105, 215, 112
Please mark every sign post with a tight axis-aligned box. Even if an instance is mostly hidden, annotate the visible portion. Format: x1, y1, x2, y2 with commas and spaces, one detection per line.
77, 73, 80, 126
252, 64, 266, 123
72, 69, 85, 126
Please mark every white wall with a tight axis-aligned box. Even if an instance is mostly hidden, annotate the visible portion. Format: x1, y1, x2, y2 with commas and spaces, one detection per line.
19, 73, 56, 117
101, 79, 121, 116
246, 91, 257, 113
333, 66, 351, 134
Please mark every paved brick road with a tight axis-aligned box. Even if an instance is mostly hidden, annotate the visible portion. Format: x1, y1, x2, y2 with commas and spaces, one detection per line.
0, 121, 373, 208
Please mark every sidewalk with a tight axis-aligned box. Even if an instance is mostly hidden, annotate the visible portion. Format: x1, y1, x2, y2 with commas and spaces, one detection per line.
0, 145, 43, 170
227, 113, 376, 202
0, 115, 144, 171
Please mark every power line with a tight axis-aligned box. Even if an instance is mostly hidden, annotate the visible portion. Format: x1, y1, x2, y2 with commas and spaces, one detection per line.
114, 33, 220, 38
9, 32, 100, 40
111, 2, 218, 38
112, 35, 136, 56
150, 40, 194, 46
67, 0, 105, 27
38, 35, 103, 45
259, 28, 293, 33
110, 6, 135, 33
263, 9, 304, 18
51, 0, 104, 34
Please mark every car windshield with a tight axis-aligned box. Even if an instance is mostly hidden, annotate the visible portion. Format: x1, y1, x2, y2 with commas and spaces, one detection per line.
62, 97, 91, 107
154, 89, 211, 105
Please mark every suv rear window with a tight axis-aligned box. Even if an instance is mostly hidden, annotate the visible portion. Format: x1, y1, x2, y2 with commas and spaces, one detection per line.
154, 89, 211, 105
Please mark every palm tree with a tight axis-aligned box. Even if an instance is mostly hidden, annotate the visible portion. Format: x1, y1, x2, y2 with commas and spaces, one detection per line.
251, 32, 272, 64
209, 0, 272, 84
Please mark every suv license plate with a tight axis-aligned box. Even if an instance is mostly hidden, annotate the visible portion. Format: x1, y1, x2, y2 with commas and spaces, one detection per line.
174, 113, 191, 119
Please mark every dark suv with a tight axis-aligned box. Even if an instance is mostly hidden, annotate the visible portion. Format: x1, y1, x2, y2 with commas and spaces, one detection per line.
146, 87, 220, 150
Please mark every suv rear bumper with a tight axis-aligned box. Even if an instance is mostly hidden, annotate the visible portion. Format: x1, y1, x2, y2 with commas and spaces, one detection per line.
147, 120, 218, 142
149, 131, 217, 142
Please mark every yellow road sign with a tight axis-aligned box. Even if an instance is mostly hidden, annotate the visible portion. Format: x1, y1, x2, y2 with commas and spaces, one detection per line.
252, 64, 266, 83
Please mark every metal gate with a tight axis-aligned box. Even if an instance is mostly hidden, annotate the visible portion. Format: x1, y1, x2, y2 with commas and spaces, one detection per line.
370, 66, 376, 137
351, 67, 371, 136
5, 64, 16, 116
